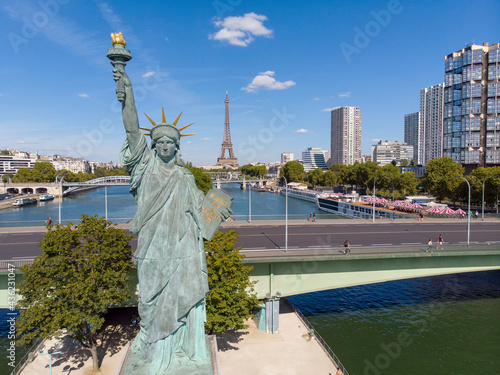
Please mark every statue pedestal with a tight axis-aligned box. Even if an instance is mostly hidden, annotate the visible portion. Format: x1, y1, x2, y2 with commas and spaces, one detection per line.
120, 334, 218, 375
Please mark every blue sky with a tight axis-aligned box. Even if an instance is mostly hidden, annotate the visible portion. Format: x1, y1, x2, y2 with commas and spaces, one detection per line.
1, 0, 499, 166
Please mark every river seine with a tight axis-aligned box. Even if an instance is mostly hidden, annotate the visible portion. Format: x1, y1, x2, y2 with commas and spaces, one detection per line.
1, 185, 499, 374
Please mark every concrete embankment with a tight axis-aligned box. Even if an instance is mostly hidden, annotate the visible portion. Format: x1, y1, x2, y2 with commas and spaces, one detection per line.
18, 301, 339, 375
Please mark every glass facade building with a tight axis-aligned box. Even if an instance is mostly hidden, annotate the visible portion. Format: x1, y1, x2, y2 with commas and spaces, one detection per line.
301, 147, 327, 172
404, 112, 420, 164
444, 42, 500, 170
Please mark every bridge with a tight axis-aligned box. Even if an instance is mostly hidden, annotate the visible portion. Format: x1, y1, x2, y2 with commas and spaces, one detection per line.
1, 243, 499, 308
0, 176, 132, 197
0, 174, 279, 197
243, 244, 500, 299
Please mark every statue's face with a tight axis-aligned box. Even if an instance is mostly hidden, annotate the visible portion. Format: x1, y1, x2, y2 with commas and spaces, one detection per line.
156, 136, 177, 162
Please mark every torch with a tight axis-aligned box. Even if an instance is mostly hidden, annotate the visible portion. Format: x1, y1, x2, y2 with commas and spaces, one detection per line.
106, 32, 132, 102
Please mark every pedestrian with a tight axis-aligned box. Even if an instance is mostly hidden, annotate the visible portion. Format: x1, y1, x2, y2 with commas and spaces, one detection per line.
393, 212, 396, 221
336, 366, 344, 375
309, 212, 312, 221
132, 314, 137, 327
437, 234, 444, 249
475, 210, 479, 219
343, 240, 350, 255
312, 213, 316, 222
419, 212, 424, 221
426, 238, 433, 253
45, 217, 52, 226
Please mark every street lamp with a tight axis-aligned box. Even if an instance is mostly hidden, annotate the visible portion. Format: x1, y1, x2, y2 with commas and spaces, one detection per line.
457, 176, 470, 245
372, 174, 381, 222
482, 175, 497, 220
39, 343, 62, 375
248, 180, 252, 223
56, 174, 66, 224
281, 176, 288, 251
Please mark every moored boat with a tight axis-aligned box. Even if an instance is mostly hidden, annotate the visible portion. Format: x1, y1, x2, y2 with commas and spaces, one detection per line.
39, 194, 55, 201
12, 198, 38, 207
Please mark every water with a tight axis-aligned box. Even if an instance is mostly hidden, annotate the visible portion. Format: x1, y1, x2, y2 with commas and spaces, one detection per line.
0, 183, 322, 226
1, 186, 499, 374
288, 270, 500, 375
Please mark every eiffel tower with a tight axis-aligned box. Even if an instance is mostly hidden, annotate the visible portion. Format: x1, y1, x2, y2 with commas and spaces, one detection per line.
216, 92, 239, 168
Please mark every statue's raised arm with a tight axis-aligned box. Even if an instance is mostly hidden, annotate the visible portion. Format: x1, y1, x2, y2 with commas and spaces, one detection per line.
113, 69, 142, 151
107, 33, 142, 152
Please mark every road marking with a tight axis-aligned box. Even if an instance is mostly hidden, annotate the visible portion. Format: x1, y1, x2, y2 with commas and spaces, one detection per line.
402, 242, 422, 245
13, 257, 36, 259
372, 243, 393, 246
244, 247, 267, 250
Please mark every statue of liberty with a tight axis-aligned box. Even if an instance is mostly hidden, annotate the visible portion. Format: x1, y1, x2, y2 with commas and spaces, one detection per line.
108, 33, 230, 374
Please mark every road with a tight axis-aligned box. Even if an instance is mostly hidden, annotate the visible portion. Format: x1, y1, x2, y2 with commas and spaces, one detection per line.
1, 220, 500, 261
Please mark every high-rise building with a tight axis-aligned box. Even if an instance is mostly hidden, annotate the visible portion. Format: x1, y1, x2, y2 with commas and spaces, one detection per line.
420, 83, 445, 165
443, 42, 500, 171
371, 141, 414, 166
330, 106, 362, 165
404, 112, 420, 164
301, 147, 327, 171
281, 152, 294, 164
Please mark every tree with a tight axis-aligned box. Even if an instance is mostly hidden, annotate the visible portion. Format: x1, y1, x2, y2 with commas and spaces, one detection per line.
280, 161, 304, 182
421, 157, 464, 201
328, 164, 348, 185
188, 165, 212, 194
204, 230, 259, 334
308, 168, 324, 187
32, 161, 57, 182
400, 159, 409, 167
16, 215, 134, 372
323, 170, 337, 188
241, 164, 267, 178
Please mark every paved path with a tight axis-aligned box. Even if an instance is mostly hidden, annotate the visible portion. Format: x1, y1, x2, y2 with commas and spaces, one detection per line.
18, 303, 338, 375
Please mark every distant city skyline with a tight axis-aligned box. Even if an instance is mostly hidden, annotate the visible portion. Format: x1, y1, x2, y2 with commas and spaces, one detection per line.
1, 0, 498, 166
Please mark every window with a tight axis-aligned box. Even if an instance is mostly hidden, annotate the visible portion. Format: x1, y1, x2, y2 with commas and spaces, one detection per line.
487, 117, 500, 130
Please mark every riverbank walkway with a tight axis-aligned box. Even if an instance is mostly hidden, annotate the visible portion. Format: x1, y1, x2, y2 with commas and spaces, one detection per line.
17, 301, 338, 375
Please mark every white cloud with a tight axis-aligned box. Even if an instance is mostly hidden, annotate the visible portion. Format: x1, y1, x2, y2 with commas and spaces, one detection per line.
321, 107, 337, 112
78, 93, 89, 98
165, 36, 169, 42
98, 2, 124, 29
142, 71, 155, 78
242, 71, 296, 93
296, 129, 309, 133
313, 97, 319, 101
339, 92, 351, 98
209, 12, 272, 47
201, 138, 213, 141
16, 140, 25, 144
371, 139, 382, 142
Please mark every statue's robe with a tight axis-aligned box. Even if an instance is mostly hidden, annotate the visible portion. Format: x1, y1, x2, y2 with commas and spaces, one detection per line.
120, 136, 210, 372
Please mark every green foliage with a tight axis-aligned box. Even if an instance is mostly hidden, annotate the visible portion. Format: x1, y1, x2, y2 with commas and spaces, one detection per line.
308, 168, 324, 187
241, 164, 267, 178
204, 230, 259, 335
328, 164, 348, 185
470, 166, 500, 206
400, 159, 409, 167
188, 166, 212, 194
280, 161, 304, 182
421, 157, 464, 201
323, 170, 337, 187
16, 215, 134, 370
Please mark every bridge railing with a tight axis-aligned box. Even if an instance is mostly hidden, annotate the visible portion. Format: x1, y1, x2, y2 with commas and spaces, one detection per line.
0, 259, 35, 270
286, 299, 350, 375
